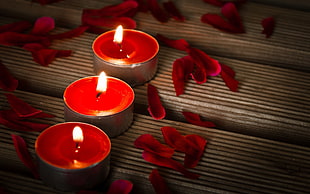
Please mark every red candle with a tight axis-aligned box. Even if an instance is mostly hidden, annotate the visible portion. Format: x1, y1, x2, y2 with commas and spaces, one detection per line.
92, 25, 159, 86
64, 73, 134, 137
35, 122, 111, 191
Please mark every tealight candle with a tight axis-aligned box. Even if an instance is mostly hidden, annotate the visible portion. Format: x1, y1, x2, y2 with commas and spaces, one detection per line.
63, 72, 134, 137
35, 122, 111, 191
92, 25, 159, 86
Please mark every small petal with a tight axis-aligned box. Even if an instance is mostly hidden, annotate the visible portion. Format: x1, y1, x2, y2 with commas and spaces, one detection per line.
31, 16, 55, 35
172, 56, 194, 96
11, 134, 39, 179
0, 61, 18, 91
35, 0, 64, 5
22, 43, 46, 51
201, 13, 244, 33
88, 0, 139, 17
182, 111, 216, 128
184, 134, 207, 168
134, 134, 174, 158
147, 84, 166, 120
106, 179, 133, 194
156, 34, 189, 51
82, 15, 136, 29
30, 49, 72, 66
261, 16, 275, 38
142, 151, 200, 179
220, 63, 239, 92
163, 1, 185, 22
48, 25, 89, 40
147, 0, 170, 23
0, 21, 32, 33
190, 64, 207, 84
221, 3, 244, 31
149, 169, 172, 194
203, 0, 224, 6
0, 32, 48, 46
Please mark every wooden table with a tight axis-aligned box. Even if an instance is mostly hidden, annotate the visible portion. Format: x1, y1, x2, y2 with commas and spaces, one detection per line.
0, 0, 309, 193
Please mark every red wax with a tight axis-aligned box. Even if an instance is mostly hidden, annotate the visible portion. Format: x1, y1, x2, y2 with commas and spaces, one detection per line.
64, 76, 134, 116
93, 29, 159, 65
35, 122, 110, 169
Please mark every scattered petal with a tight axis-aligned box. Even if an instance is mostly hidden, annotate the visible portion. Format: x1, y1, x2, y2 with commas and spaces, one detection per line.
184, 134, 207, 168
0, 21, 31, 33
149, 169, 172, 194
142, 151, 200, 179
106, 179, 133, 194
261, 16, 275, 38
156, 34, 189, 51
30, 49, 72, 66
34, 0, 64, 5
182, 111, 216, 128
11, 134, 39, 179
82, 15, 136, 29
172, 56, 194, 96
220, 63, 239, 92
48, 25, 89, 40
31, 16, 55, 35
22, 43, 46, 51
221, 3, 244, 31
0, 32, 48, 46
147, 84, 166, 120
163, 1, 185, 22
147, 0, 170, 23
203, 0, 247, 7
0, 61, 18, 91
201, 13, 244, 33
134, 134, 175, 158
190, 64, 207, 84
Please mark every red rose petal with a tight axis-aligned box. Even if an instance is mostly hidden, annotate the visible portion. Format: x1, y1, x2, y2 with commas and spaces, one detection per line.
85, 25, 108, 34
182, 111, 216, 128
35, 0, 64, 5
156, 34, 189, 51
82, 15, 136, 29
0, 61, 18, 92
190, 64, 207, 84
220, 63, 239, 92
261, 16, 275, 38
11, 134, 39, 179
221, 3, 244, 31
142, 151, 200, 179
147, 84, 166, 120
106, 179, 133, 194
0, 32, 48, 46
149, 169, 172, 194
147, 0, 170, 23
203, 0, 224, 6
163, 1, 185, 22
30, 49, 72, 66
201, 13, 244, 33
0, 21, 31, 33
93, 0, 138, 17
31, 16, 55, 35
172, 56, 194, 96
22, 43, 46, 51
134, 134, 175, 158
48, 25, 89, 40
184, 134, 207, 168
187, 47, 221, 77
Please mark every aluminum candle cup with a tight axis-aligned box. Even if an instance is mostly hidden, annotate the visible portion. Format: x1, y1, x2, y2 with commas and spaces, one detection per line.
92, 28, 159, 86
63, 75, 134, 137
35, 122, 111, 191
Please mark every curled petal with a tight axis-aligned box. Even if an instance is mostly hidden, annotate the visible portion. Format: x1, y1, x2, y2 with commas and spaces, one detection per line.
82, 16, 136, 29
11, 134, 39, 179
143, 151, 200, 179
261, 17, 275, 38
147, 84, 166, 120
134, 134, 174, 158
147, 0, 170, 23
106, 179, 133, 194
201, 13, 244, 33
163, 1, 185, 22
48, 25, 89, 40
220, 63, 239, 92
0, 32, 48, 46
156, 34, 189, 51
31, 16, 55, 35
149, 169, 172, 194
221, 3, 244, 31
182, 111, 216, 128
184, 135, 207, 168
0, 61, 18, 91
190, 64, 207, 84
0, 21, 31, 33
172, 56, 194, 96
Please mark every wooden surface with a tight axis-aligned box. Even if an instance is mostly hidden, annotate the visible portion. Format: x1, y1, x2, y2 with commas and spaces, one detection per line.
0, 0, 309, 193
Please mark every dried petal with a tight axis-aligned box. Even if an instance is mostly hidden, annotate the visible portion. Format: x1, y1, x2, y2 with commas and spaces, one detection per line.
142, 151, 200, 179
0, 61, 18, 91
149, 169, 172, 194
31, 16, 55, 35
184, 134, 207, 168
156, 34, 189, 51
11, 134, 39, 179
147, 0, 170, 23
220, 63, 239, 92
172, 56, 194, 96
163, 1, 185, 22
0, 32, 48, 46
0, 21, 31, 33
134, 134, 174, 158
82, 15, 136, 29
261, 16, 275, 38
182, 111, 216, 128
147, 84, 166, 120
221, 3, 244, 31
106, 179, 133, 194
48, 25, 89, 40
201, 13, 244, 33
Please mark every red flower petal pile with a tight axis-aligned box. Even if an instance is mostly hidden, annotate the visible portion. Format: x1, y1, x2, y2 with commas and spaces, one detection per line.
147, 84, 166, 120
149, 169, 172, 194
0, 17, 88, 66
106, 179, 133, 194
261, 16, 275, 38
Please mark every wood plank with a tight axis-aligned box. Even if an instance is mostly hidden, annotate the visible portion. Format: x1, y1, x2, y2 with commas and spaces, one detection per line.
0, 90, 309, 193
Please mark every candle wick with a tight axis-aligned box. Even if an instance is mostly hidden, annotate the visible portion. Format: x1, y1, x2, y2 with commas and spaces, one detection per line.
96, 92, 102, 98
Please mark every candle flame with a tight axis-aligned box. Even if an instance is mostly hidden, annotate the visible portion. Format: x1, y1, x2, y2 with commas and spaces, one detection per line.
73, 126, 83, 143
96, 71, 107, 94
113, 25, 123, 44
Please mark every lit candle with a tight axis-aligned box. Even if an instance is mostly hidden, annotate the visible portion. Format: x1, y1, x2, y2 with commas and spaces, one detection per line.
63, 72, 134, 137
92, 25, 159, 86
35, 122, 111, 191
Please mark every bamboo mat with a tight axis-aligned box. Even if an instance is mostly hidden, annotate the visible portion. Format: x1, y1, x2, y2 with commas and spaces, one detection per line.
0, 90, 310, 194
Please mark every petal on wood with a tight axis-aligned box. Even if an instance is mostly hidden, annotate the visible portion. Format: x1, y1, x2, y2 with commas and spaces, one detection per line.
147, 0, 170, 23
156, 34, 189, 51
106, 179, 133, 194
261, 16, 275, 38
182, 111, 216, 128
163, 1, 185, 21
0, 61, 18, 91
149, 169, 172, 194
220, 63, 239, 92
0, 21, 31, 33
147, 84, 166, 120
172, 56, 194, 96
184, 134, 207, 168
31, 16, 55, 35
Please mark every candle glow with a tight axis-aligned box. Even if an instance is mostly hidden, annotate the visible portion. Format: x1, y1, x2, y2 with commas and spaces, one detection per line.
96, 71, 108, 95
113, 25, 123, 45
73, 126, 83, 143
